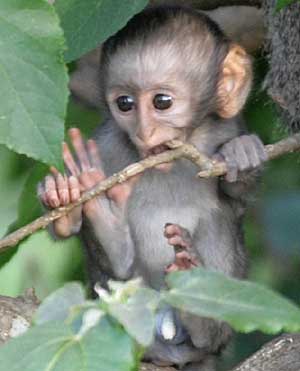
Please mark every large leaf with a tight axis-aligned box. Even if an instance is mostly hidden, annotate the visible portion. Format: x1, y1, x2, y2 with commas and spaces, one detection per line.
0, 318, 136, 371
35, 282, 86, 324
164, 268, 300, 334
0, 163, 48, 268
55, 0, 149, 62
109, 288, 159, 346
0, 0, 68, 167
13, 163, 47, 228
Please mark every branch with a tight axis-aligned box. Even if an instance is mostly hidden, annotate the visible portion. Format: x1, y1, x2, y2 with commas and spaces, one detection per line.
1, 133, 300, 251
198, 133, 300, 177
0, 290, 39, 345
230, 334, 300, 371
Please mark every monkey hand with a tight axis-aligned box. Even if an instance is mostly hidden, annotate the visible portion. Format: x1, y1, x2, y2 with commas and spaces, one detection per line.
38, 165, 83, 238
38, 128, 137, 238
215, 134, 267, 182
164, 224, 200, 273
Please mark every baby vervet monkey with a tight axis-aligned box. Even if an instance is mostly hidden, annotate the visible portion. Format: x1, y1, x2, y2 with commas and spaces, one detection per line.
38, 5, 266, 371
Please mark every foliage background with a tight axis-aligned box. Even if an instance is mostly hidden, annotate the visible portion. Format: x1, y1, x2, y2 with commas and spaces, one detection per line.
0, 1, 299, 369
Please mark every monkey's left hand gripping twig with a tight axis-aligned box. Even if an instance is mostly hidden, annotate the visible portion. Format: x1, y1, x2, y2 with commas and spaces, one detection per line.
1, 133, 300, 251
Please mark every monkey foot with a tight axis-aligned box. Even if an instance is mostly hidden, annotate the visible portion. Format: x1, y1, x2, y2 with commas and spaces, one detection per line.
164, 224, 200, 273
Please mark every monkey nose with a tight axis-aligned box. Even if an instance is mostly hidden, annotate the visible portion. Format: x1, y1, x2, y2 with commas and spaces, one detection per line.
136, 125, 156, 143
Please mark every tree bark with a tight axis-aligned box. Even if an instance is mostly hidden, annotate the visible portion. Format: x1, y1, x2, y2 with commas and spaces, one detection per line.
231, 334, 300, 371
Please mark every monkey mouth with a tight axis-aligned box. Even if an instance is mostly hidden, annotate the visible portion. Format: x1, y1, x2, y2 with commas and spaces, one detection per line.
143, 144, 173, 172
147, 144, 170, 156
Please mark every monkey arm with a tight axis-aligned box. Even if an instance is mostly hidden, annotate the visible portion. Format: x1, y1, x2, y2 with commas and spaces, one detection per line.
82, 204, 135, 281
220, 168, 262, 201
216, 134, 266, 200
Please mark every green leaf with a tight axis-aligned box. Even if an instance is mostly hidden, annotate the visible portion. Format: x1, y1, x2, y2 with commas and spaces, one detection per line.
0, 163, 48, 267
35, 282, 86, 325
0, 318, 136, 371
164, 268, 300, 334
55, 0, 149, 62
65, 99, 100, 137
109, 288, 159, 347
276, 0, 299, 10
13, 163, 47, 229
0, 0, 68, 167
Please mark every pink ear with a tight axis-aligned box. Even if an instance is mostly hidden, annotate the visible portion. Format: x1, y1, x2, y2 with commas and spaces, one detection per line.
217, 45, 252, 118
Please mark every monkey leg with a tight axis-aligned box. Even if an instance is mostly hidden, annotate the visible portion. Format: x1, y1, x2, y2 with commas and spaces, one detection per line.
164, 224, 200, 273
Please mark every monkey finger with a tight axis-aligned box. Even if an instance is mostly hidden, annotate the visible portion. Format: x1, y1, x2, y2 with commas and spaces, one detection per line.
211, 153, 225, 164
87, 139, 104, 170
45, 175, 60, 208
68, 176, 81, 202
63, 142, 80, 176
165, 263, 179, 273
234, 138, 250, 171
218, 143, 238, 182
174, 252, 199, 270
242, 135, 260, 168
107, 183, 132, 207
37, 182, 48, 206
68, 128, 91, 171
251, 135, 267, 163
164, 224, 183, 238
56, 173, 70, 206
107, 175, 140, 207
79, 168, 105, 190
169, 236, 190, 249
225, 166, 238, 183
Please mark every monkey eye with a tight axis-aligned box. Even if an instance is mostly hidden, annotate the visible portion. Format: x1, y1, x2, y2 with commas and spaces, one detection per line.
116, 95, 134, 112
153, 94, 173, 110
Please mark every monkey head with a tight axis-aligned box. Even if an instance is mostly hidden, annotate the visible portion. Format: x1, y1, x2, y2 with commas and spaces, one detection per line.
99, 6, 252, 168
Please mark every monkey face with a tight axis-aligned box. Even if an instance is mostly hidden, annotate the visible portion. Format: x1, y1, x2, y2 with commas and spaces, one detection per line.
106, 80, 195, 170
101, 9, 252, 171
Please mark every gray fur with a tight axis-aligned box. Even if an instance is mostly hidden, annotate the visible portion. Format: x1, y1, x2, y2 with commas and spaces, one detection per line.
85, 114, 250, 367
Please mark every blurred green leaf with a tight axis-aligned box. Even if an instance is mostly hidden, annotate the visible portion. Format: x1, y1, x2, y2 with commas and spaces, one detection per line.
0, 163, 48, 268
0, 146, 30, 238
276, 0, 299, 10
65, 99, 100, 138
0, 0, 68, 168
0, 231, 83, 299
36, 282, 86, 325
55, 0, 149, 62
0, 317, 136, 371
109, 288, 159, 346
164, 268, 300, 334
13, 163, 47, 229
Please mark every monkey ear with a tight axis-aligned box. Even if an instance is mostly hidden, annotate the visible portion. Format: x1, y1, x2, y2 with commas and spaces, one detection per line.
217, 45, 252, 119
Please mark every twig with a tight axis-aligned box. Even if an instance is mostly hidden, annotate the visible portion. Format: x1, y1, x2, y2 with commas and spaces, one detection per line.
197, 133, 300, 178
0, 134, 300, 251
